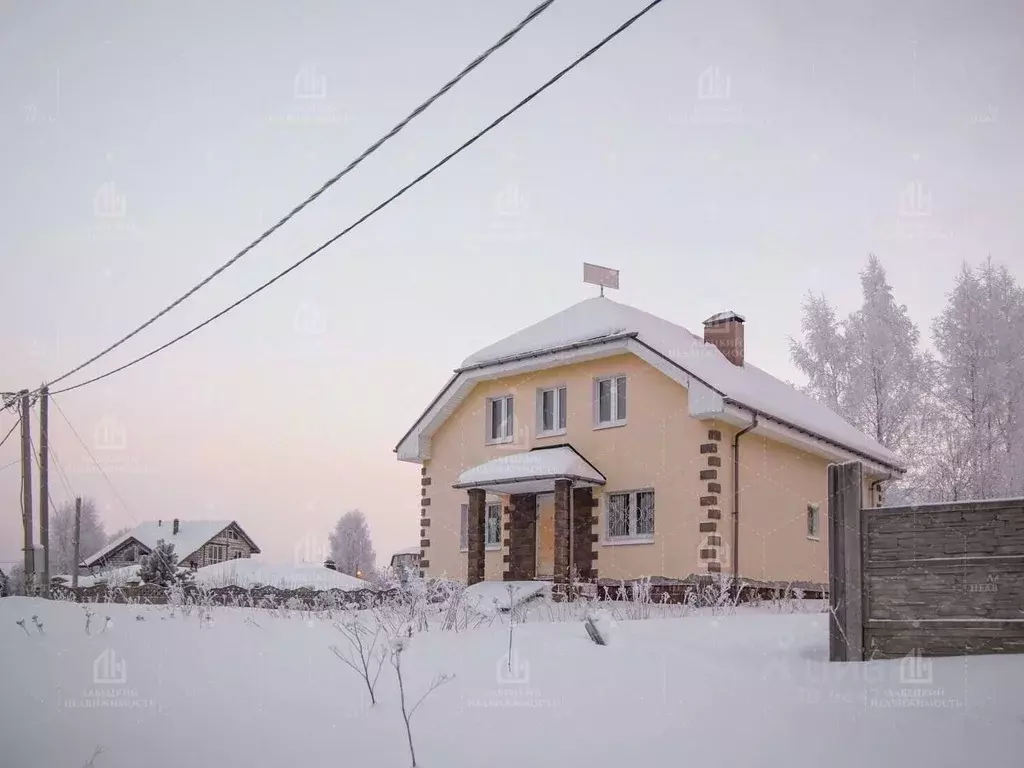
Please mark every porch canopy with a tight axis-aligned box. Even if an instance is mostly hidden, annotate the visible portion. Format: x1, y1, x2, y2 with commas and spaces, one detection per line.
453, 445, 606, 494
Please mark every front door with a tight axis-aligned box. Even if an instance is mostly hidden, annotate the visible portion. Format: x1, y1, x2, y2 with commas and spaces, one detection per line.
536, 493, 555, 578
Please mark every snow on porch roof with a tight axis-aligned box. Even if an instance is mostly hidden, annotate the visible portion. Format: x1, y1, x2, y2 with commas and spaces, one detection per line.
454, 446, 606, 494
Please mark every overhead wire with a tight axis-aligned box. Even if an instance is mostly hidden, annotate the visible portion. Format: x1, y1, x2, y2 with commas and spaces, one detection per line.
50, 0, 667, 396
43, 0, 558, 390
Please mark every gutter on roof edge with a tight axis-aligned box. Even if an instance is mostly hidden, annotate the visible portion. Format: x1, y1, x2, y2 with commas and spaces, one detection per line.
723, 397, 904, 474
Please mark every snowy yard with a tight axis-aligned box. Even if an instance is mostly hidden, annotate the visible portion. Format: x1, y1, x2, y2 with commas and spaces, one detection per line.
1, 596, 1022, 768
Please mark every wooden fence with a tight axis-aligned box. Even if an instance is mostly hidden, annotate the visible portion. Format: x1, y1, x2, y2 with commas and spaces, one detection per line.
829, 461, 1024, 660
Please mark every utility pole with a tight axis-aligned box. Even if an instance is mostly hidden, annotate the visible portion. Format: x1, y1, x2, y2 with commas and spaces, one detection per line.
19, 389, 34, 595
72, 496, 82, 589
39, 385, 50, 598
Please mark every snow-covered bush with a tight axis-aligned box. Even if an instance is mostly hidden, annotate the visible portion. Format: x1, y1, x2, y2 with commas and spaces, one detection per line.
138, 539, 180, 586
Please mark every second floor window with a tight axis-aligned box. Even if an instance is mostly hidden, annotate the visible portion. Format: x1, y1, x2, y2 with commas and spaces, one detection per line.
538, 386, 567, 434
487, 395, 514, 443
596, 376, 627, 426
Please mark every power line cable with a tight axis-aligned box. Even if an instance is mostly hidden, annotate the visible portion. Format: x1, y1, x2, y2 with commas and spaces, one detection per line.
50, 0, 666, 396
44, 0, 557, 390
0, 417, 20, 452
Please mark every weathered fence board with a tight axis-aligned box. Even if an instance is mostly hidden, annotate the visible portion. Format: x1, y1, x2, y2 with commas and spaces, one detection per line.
864, 620, 1024, 657
828, 464, 1024, 661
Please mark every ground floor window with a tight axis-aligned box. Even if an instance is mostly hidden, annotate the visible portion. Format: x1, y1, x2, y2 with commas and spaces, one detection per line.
485, 503, 502, 548
461, 500, 503, 549
606, 489, 655, 540
807, 503, 820, 539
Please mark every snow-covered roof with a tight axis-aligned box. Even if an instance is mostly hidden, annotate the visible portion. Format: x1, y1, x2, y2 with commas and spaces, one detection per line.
398, 297, 904, 472
83, 520, 258, 567
192, 560, 371, 591
455, 446, 606, 494
392, 547, 421, 557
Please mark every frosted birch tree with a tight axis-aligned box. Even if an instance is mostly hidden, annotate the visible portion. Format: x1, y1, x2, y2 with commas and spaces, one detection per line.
932, 259, 1024, 498
789, 293, 851, 417
790, 255, 930, 455
843, 255, 932, 452
329, 510, 377, 577
50, 498, 107, 574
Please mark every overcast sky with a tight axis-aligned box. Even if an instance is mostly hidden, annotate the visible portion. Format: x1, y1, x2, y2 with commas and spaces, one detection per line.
0, 0, 1021, 570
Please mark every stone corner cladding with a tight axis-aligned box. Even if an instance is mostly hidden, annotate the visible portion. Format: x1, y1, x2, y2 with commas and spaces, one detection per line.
698, 427, 725, 574
420, 473, 431, 572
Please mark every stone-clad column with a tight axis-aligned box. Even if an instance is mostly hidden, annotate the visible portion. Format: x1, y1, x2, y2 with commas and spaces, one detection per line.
504, 494, 537, 580
553, 480, 571, 586
467, 489, 486, 585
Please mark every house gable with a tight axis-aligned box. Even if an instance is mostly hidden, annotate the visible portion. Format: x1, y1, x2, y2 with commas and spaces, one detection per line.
92, 537, 151, 568
178, 522, 261, 568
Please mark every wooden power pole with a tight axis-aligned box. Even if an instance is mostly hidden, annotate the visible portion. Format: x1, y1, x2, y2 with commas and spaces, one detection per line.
72, 496, 82, 589
39, 385, 50, 598
19, 389, 34, 594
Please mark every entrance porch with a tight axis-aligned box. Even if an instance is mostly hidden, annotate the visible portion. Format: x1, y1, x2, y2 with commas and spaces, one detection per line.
453, 446, 605, 589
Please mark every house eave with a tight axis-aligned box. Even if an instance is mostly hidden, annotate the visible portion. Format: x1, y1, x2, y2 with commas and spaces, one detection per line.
394, 334, 904, 473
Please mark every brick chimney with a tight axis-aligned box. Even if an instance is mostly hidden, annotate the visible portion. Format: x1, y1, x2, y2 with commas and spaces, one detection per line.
703, 311, 745, 366
172, 518, 180, 535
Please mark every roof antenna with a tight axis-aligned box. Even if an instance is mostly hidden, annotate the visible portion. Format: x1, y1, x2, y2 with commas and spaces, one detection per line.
583, 262, 619, 297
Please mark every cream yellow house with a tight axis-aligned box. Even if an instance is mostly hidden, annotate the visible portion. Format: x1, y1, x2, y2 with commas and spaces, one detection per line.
395, 297, 903, 590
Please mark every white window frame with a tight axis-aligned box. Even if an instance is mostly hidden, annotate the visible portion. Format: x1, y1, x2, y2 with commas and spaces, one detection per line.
536, 385, 568, 437
485, 395, 515, 444
460, 497, 503, 552
807, 503, 820, 540
603, 488, 655, 544
485, 502, 502, 550
594, 375, 627, 428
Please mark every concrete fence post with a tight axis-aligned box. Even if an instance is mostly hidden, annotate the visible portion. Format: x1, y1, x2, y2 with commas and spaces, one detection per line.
828, 461, 864, 662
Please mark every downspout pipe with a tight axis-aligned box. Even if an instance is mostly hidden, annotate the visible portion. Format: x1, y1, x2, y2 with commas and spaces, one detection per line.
732, 412, 759, 582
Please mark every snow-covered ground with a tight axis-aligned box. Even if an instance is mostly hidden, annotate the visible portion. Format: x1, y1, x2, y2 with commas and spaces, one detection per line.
1, 597, 1021, 768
